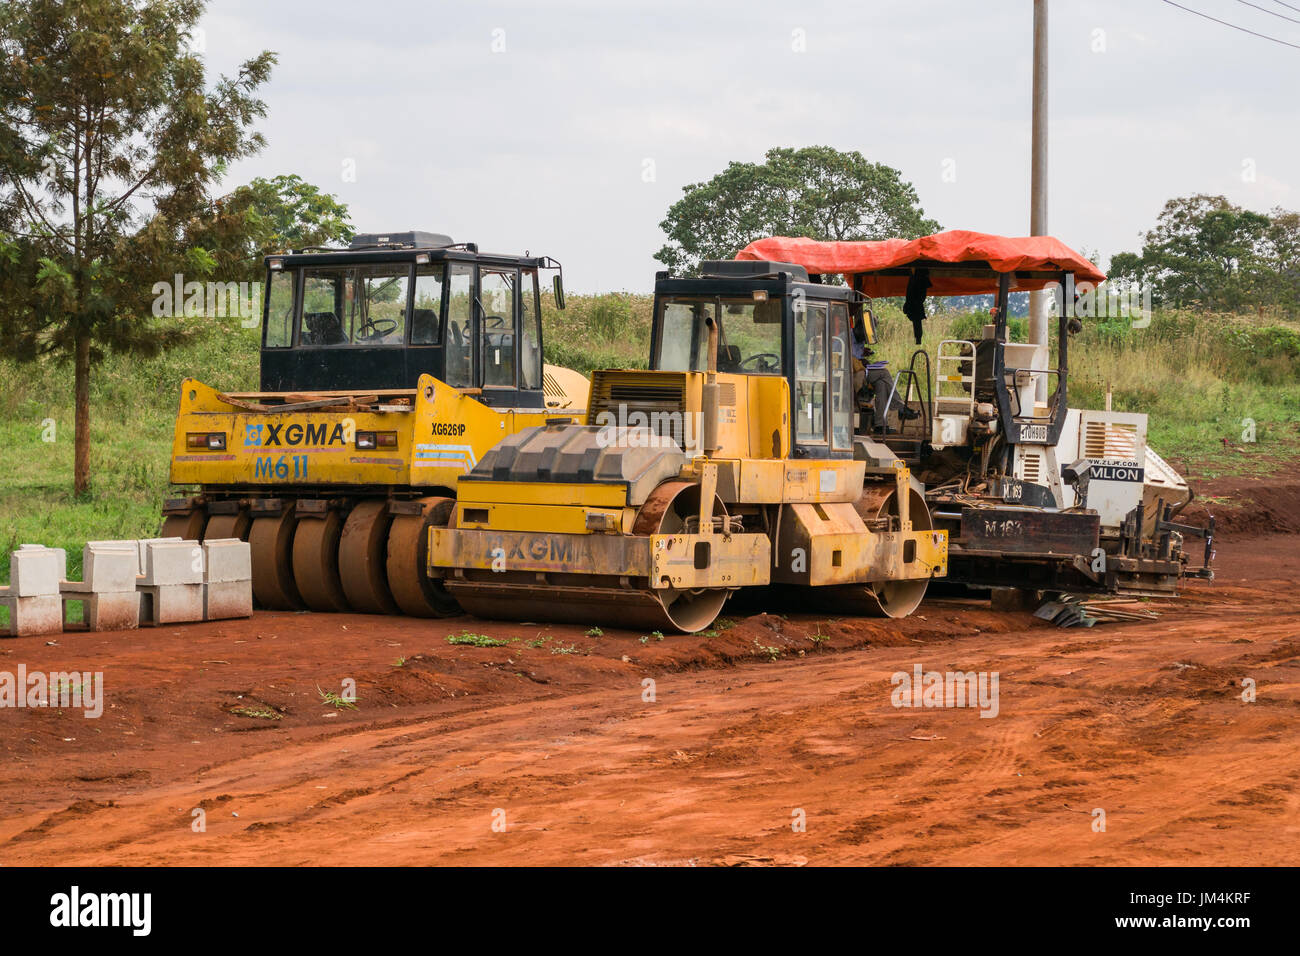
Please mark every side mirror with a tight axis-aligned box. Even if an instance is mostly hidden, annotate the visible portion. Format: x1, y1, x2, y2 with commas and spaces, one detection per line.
552, 273, 566, 310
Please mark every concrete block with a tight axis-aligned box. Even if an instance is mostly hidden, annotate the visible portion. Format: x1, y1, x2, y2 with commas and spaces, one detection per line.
203, 539, 252, 584
82, 546, 141, 592
85, 539, 140, 570
204, 580, 253, 620
9, 547, 66, 596
139, 583, 204, 624
141, 541, 203, 586
72, 591, 141, 631
135, 537, 182, 574
0, 594, 64, 637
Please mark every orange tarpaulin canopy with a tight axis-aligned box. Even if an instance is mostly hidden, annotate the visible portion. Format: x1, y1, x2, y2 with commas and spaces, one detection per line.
736, 229, 1106, 297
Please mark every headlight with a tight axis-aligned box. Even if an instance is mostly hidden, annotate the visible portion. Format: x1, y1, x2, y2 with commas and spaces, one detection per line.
355, 431, 397, 450
186, 432, 227, 450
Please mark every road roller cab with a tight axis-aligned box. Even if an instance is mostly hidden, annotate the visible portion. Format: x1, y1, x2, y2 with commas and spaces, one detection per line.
649, 259, 862, 460
162, 232, 591, 618
259, 231, 566, 404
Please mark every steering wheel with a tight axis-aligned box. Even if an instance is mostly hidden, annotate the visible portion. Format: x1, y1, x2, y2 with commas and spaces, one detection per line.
356, 317, 399, 341
740, 352, 780, 373
483, 314, 507, 330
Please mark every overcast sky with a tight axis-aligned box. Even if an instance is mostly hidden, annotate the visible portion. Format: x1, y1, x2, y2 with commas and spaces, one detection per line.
200, 0, 1298, 291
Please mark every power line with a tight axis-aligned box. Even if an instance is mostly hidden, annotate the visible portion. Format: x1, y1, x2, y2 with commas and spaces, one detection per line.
1267, 1, 1300, 15
1159, 0, 1300, 50
1237, 0, 1300, 25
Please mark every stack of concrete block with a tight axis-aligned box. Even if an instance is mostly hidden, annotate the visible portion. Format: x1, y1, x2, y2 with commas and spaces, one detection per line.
5, 535, 252, 635
0, 545, 66, 637
138, 540, 205, 625
87, 537, 181, 575
61, 543, 142, 630
202, 538, 253, 620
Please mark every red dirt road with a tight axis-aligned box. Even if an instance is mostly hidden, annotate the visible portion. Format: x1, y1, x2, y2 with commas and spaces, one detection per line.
0, 526, 1296, 866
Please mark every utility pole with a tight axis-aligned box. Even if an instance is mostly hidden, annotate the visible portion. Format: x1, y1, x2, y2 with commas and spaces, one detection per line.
1029, 0, 1049, 403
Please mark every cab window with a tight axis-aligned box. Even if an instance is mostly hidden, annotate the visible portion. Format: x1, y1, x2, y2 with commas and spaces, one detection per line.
519, 269, 542, 390
479, 268, 516, 388
264, 269, 294, 348
655, 297, 782, 374
411, 264, 444, 345
794, 302, 828, 444
300, 267, 357, 346
357, 265, 408, 344
298, 265, 410, 346
657, 299, 712, 372
445, 264, 474, 387
717, 299, 782, 374
829, 303, 852, 450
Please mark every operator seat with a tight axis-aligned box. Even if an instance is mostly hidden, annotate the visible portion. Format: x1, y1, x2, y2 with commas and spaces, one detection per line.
411, 308, 438, 343
304, 312, 347, 345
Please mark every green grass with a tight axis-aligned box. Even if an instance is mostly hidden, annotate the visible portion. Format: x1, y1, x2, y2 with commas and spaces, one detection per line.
317, 686, 359, 710
445, 632, 510, 647
0, 314, 259, 581
541, 293, 650, 374
868, 301, 1300, 473
1064, 312, 1300, 474
2, 295, 1297, 586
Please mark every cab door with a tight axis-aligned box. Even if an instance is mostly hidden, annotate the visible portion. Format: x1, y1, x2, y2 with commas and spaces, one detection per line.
790, 299, 854, 459
792, 301, 829, 457
447, 265, 544, 409
477, 267, 518, 395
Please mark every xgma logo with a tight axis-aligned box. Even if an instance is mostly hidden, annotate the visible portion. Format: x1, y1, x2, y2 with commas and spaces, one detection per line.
49, 886, 151, 936
244, 421, 352, 448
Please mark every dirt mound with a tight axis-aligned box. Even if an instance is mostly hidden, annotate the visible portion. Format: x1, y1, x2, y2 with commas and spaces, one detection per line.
1182, 478, 1300, 536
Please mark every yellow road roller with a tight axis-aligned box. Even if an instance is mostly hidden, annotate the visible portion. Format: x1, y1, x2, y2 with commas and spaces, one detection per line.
163, 231, 588, 615
428, 259, 948, 632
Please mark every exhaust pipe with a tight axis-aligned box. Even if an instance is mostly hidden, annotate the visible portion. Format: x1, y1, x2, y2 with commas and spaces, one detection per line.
702, 314, 720, 457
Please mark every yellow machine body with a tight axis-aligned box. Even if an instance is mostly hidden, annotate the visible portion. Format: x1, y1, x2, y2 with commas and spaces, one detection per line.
428, 368, 947, 632
169, 374, 575, 491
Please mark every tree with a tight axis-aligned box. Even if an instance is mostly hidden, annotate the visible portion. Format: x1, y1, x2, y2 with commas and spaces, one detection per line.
0, 0, 275, 495
656, 146, 940, 275
1261, 208, 1300, 311
196, 174, 353, 282
1108, 194, 1291, 313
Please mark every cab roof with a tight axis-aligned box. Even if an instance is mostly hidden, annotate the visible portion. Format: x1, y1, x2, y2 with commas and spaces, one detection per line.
263, 233, 547, 271
737, 229, 1106, 296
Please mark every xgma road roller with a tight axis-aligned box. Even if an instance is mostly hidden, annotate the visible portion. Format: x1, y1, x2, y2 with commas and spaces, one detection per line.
163, 231, 589, 616
427, 260, 948, 633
